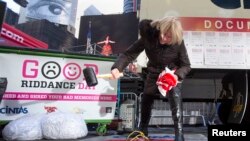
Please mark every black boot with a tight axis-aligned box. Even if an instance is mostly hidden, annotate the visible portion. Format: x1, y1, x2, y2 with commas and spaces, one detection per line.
128, 94, 154, 138
169, 84, 184, 141
137, 122, 149, 136
139, 94, 155, 136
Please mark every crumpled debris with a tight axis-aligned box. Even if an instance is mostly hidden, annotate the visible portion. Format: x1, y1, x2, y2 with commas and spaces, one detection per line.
156, 67, 177, 97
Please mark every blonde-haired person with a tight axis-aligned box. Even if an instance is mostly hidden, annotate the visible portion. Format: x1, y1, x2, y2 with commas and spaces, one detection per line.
111, 17, 191, 141
151, 17, 183, 45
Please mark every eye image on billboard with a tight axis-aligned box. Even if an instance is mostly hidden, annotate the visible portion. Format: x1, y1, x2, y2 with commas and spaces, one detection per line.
26, 0, 72, 25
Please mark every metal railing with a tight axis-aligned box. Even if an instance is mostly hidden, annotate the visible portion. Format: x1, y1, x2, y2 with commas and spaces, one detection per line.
62, 43, 103, 55
118, 92, 139, 131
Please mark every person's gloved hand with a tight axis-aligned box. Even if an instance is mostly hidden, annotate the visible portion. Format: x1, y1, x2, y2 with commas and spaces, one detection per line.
111, 68, 121, 79
156, 68, 177, 97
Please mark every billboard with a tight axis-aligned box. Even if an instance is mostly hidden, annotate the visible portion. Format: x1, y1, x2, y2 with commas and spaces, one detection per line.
139, 0, 250, 69
26, 0, 72, 25
0, 23, 48, 49
140, 0, 250, 19
78, 13, 139, 56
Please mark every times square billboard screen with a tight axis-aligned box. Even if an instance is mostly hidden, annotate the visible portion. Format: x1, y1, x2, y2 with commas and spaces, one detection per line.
78, 13, 139, 56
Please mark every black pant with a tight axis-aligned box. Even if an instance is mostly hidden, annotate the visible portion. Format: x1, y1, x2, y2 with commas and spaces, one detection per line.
140, 83, 184, 141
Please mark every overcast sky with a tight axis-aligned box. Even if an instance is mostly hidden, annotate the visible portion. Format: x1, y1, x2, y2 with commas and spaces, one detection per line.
2, 0, 123, 14
2, 0, 20, 13
79, 0, 123, 15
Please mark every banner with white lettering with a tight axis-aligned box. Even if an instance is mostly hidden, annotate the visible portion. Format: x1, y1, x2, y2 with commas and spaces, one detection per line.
0, 53, 117, 121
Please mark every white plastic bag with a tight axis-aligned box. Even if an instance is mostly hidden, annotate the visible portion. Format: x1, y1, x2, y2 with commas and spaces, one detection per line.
2, 114, 45, 140
41, 112, 88, 140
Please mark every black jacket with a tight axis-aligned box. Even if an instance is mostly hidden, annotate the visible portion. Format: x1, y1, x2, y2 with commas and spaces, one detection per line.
112, 19, 191, 81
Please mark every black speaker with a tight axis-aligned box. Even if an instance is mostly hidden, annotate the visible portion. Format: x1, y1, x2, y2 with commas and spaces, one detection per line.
0, 1, 6, 30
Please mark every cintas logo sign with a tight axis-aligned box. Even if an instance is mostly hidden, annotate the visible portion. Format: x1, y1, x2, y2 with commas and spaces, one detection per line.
211, 0, 250, 9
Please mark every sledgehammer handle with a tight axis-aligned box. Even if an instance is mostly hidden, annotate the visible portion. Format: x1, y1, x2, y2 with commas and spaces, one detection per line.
97, 73, 123, 78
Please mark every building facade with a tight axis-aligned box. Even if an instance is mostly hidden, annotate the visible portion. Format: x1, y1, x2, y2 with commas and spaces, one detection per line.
123, 0, 141, 13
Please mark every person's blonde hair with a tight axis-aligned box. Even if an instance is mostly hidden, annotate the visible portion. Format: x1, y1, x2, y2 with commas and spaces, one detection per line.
151, 17, 183, 45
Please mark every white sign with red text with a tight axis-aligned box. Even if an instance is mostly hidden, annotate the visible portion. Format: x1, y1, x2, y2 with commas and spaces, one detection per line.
180, 17, 249, 69
0, 53, 117, 121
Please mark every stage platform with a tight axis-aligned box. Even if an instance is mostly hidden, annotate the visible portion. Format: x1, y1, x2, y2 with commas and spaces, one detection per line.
39, 126, 208, 141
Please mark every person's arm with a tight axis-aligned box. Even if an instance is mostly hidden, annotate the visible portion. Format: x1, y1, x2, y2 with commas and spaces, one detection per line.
111, 19, 154, 79
111, 39, 145, 79
174, 40, 191, 80
97, 41, 105, 44
109, 40, 116, 44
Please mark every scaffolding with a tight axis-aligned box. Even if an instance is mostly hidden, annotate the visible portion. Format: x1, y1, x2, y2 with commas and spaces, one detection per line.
62, 43, 111, 56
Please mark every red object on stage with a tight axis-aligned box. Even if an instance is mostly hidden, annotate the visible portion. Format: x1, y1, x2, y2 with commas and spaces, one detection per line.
156, 68, 177, 97
0, 23, 48, 49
